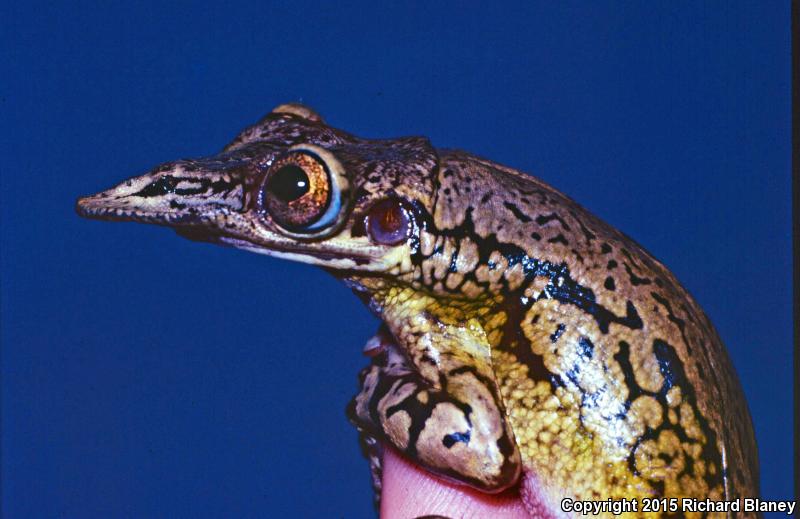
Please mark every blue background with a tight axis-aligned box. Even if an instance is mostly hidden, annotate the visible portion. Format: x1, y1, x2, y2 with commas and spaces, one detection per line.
2, 2, 792, 517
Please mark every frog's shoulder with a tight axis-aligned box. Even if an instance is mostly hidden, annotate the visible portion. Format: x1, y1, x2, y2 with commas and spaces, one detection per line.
431, 149, 708, 337
433, 148, 617, 261
436, 148, 562, 201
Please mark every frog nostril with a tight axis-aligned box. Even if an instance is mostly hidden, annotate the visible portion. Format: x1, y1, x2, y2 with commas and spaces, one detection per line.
366, 198, 411, 245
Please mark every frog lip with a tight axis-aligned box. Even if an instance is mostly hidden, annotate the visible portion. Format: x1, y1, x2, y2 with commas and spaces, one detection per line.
169, 228, 376, 265
216, 234, 377, 265
75, 200, 220, 226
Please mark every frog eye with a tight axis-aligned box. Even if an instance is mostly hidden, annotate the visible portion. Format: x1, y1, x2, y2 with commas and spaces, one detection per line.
366, 198, 413, 245
260, 145, 349, 236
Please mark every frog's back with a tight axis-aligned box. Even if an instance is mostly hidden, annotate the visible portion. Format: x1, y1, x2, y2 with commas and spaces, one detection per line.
431, 149, 759, 509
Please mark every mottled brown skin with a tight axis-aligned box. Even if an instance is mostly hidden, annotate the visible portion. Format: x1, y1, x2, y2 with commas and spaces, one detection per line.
77, 103, 759, 517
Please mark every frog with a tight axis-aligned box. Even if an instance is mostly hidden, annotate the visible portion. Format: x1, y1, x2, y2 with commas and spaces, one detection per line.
76, 103, 760, 517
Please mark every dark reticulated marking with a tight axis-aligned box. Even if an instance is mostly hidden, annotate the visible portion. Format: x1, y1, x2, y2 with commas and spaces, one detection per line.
650, 291, 723, 408
134, 175, 240, 198
407, 204, 644, 335
577, 337, 594, 359
404, 201, 648, 407
348, 352, 519, 491
443, 431, 471, 448
614, 339, 724, 496
569, 209, 597, 244
504, 202, 532, 223
624, 262, 652, 286
550, 324, 566, 343
535, 212, 571, 230
401, 199, 735, 503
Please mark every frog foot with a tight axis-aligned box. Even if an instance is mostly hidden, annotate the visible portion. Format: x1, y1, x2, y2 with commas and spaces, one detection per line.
347, 328, 521, 494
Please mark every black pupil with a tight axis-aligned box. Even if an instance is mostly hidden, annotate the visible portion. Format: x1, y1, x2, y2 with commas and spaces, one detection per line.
266, 165, 310, 202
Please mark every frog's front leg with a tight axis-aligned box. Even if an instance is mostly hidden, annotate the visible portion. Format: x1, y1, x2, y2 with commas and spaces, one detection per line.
348, 318, 521, 493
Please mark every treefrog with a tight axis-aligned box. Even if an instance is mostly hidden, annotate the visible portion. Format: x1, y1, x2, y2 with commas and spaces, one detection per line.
77, 103, 759, 517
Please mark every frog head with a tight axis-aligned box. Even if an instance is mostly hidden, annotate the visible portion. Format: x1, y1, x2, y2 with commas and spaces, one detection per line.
77, 104, 522, 495
77, 103, 438, 277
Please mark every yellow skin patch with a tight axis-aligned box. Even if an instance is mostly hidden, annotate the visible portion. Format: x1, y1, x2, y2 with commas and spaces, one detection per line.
77, 103, 760, 517
357, 281, 733, 516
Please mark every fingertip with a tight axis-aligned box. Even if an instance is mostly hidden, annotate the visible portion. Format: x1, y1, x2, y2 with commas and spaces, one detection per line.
379, 446, 529, 519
